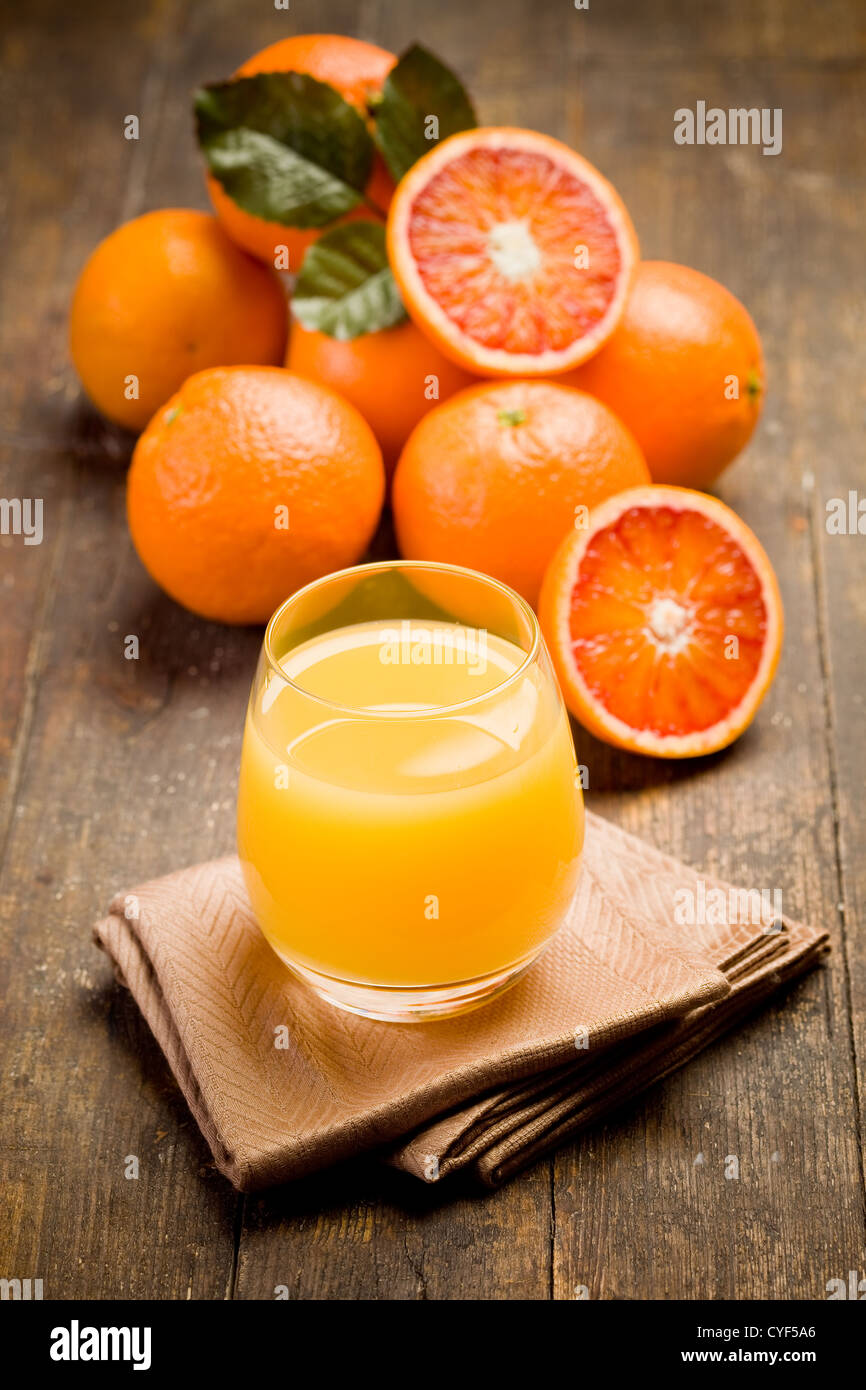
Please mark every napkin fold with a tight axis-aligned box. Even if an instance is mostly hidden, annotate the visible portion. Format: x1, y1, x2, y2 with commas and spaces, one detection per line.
94, 812, 828, 1191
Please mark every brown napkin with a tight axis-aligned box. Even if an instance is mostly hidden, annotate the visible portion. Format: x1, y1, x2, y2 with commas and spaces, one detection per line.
392, 818, 829, 1185
93, 812, 828, 1192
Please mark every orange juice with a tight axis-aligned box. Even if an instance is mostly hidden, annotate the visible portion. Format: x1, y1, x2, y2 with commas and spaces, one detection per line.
237, 619, 583, 997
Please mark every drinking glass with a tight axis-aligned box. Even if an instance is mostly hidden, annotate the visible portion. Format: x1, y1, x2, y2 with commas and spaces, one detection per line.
237, 560, 584, 1020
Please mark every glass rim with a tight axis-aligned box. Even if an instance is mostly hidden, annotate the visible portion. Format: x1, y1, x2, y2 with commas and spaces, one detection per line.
262, 559, 541, 721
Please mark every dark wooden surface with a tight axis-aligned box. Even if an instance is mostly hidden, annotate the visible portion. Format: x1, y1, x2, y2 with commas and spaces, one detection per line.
1, 0, 864, 1300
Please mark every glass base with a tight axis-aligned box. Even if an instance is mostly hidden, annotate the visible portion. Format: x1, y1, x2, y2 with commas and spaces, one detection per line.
272, 948, 543, 1022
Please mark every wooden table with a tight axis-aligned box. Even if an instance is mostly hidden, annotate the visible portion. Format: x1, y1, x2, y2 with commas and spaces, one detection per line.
1, 0, 863, 1300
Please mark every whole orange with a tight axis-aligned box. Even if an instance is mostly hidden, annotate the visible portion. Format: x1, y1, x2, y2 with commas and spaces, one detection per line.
69, 209, 287, 432
392, 380, 651, 606
206, 34, 396, 269
286, 318, 477, 479
565, 261, 765, 489
127, 366, 385, 624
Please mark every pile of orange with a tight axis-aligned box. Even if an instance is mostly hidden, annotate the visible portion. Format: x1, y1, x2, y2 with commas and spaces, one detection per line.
68, 30, 780, 759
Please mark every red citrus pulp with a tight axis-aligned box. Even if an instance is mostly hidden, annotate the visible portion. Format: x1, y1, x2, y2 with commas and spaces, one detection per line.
539, 486, 784, 757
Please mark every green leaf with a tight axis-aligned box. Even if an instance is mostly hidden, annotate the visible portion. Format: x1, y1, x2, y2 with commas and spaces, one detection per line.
373, 44, 477, 183
194, 73, 375, 228
292, 223, 407, 340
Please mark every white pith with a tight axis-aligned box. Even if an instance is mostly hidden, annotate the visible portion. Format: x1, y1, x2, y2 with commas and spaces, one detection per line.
487, 219, 541, 282
647, 596, 693, 654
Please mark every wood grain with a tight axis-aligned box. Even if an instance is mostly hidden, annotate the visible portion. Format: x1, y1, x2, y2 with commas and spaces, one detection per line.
0, 0, 862, 1300
548, 0, 866, 1300
0, 0, 239, 1300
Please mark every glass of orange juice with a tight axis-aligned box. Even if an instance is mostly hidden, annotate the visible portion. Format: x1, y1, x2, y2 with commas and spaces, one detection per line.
237, 561, 584, 1021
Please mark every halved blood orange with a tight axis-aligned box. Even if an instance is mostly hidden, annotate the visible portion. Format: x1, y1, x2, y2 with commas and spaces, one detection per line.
387, 127, 639, 376
538, 487, 784, 758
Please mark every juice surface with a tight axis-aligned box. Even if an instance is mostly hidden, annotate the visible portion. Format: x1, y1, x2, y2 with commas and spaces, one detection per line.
237, 621, 584, 987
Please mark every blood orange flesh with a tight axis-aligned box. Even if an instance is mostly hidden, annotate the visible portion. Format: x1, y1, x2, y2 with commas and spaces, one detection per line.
539, 487, 784, 757
388, 128, 639, 376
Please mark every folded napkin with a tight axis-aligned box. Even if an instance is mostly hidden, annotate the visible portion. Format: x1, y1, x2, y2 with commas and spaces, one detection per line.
93, 812, 828, 1191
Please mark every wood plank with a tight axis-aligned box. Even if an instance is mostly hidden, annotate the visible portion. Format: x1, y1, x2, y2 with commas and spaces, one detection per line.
549, 4, 865, 1298
0, 447, 69, 832
0, 0, 239, 1299
233, 1161, 552, 1300
805, 49, 866, 1241
578, 0, 865, 61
